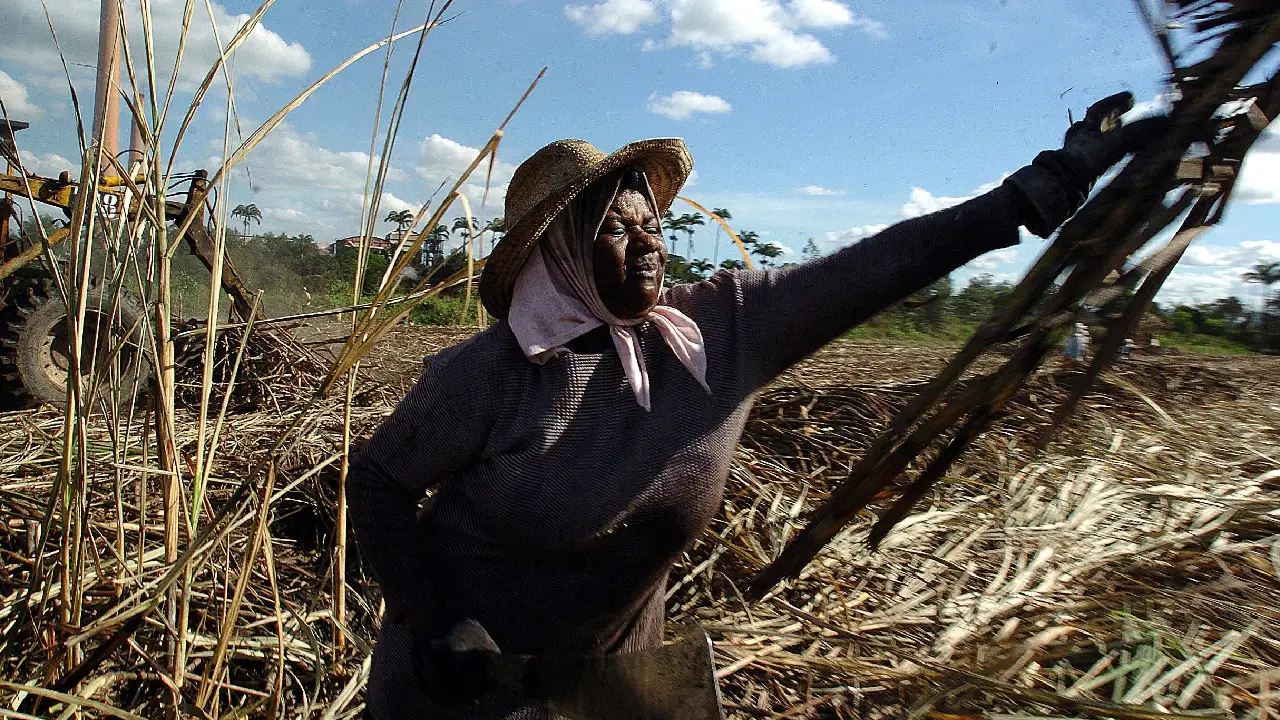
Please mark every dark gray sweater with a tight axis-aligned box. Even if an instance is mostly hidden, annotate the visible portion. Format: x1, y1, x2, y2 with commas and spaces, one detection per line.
351, 186, 1023, 719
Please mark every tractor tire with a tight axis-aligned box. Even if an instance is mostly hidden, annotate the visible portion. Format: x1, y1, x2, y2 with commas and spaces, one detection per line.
0, 272, 151, 411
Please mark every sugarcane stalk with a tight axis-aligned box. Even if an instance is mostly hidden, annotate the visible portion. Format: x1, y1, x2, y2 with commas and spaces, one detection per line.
746, 10, 1280, 599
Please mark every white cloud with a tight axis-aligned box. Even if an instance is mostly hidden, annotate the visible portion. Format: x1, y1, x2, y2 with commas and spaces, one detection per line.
565, 0, 661, 35
900, 178, 1003, 219
796, 184, 844, 196
814, 176, 1009, 254
0, 70, 42, 119
1181, 244, 1242, 267
1148, 239, 1280, 305
1240, 240, 1280, 261
1158, 269, 1240, 305
1152, 240, 1280, 273
647, 90, 731, 121
380, 192, 416, 214
203, 122, 433, 238
661, 0, 884, 68
685, 168, 699, 186
788, 0, 852, 27
967, 247, 1018, 270
900, 187, 970, 218
750, 32, 833, 67
260, 207, 313, 225
416, 133, 518, 212
1236, 126, 1280, 204
563, 0, 887, 68
228, 122, 403, 195
17, 150, 74, 176
817, 223, 887, 250
0, 0, 311, 91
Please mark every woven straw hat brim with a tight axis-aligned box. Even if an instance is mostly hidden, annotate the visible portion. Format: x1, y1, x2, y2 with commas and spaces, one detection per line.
480, 138, 693, 320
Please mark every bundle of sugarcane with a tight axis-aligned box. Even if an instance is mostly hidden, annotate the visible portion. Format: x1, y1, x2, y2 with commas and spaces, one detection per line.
747, 0, 1280, 600
173, 319, 330, 411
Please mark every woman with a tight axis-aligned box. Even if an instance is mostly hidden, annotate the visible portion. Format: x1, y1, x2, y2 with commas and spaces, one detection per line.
351, 92, 1165, 719
1064, 322, 1091, 362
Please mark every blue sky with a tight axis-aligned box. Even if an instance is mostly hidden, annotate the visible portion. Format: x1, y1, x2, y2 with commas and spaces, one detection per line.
2, 0, 1277, 306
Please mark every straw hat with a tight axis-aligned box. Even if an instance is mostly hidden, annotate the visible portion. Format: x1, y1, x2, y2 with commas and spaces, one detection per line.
479, 138, 694, 319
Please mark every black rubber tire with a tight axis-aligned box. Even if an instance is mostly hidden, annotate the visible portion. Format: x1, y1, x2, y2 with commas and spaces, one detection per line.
0, 272, 151, 411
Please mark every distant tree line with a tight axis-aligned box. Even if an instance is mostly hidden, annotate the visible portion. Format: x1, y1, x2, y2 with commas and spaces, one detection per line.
12, 206, 1277, 352
660, 207, 785, 284
1155, 261, 1280, 353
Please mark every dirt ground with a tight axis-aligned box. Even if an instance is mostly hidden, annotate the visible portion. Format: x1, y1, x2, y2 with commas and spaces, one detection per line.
3, 321, 1277, 718
321, 321, 1280, 397
336, 324, 1280, 718
332, 323, 995, 388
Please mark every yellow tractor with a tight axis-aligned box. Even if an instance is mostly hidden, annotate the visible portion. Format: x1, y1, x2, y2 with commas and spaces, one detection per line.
0, 119, 255, 410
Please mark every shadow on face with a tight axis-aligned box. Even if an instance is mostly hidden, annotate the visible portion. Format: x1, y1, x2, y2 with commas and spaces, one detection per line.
592, 179, 667, 319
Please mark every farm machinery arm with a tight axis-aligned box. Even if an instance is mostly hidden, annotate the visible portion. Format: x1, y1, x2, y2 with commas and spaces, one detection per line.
0, 168, 257, 321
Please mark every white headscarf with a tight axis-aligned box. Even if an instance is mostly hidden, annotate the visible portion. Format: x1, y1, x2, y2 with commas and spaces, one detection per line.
507, 171, 710, 411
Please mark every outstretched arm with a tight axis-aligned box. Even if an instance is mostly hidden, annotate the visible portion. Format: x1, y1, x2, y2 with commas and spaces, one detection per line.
737, 184, 1022, 385
732, 91, 1168, 387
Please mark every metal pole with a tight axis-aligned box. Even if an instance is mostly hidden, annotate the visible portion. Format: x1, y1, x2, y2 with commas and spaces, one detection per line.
127, 93, 146, 168
92, 0, 121, 172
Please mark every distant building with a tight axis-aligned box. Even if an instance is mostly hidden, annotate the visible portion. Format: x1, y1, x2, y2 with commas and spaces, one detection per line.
330, 230, 403, 258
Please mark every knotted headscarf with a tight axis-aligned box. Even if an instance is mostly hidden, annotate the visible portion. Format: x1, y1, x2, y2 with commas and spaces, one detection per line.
508, 171, 710, 411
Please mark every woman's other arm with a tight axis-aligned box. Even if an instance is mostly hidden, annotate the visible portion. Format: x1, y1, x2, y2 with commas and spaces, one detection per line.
348, 361, 485, 624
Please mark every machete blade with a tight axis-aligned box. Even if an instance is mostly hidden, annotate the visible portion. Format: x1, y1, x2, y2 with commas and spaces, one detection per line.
488, 624, 724, 720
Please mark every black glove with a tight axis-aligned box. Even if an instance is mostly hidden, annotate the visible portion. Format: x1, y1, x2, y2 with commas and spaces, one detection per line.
411, 616, 501, 705
1006, 91, 1171, 238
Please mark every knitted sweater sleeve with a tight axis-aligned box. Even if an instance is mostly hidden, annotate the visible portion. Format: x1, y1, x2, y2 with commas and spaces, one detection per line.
348, 359, 487, 622
736, 184, 1024, 387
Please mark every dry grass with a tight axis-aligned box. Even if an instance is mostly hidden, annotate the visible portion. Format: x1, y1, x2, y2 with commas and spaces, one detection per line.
0, 2, 529, 715
673, 344, 1280, 719
1, 333, 1276, 719
0, 0, 1276, 717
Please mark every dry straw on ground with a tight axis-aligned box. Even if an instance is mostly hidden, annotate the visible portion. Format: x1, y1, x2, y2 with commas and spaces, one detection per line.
1, 332, 1277, 719
674, 344, 1280, 720
0, 0, 1277, 718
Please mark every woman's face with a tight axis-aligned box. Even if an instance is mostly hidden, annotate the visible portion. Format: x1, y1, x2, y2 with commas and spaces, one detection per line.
593, 188, 667, 319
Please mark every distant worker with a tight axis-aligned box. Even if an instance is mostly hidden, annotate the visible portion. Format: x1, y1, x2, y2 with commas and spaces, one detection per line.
1119, 337, 1135, 361
349, 92, 1168, 719
302, 286, 312, 308
1064, 322, 1090, 362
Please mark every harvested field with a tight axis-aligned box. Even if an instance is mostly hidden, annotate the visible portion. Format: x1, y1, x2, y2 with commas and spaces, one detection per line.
1, 323, 1275, 719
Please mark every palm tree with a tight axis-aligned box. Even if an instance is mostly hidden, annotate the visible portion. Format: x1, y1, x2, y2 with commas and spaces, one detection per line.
424, 223, 450, 267
1243, 261, 1280, 327
751, 240, 784, 268
688, 258, 715, 278
664, 212, 686, 251
674, 212, 704, 259
452, 216, 479, 242
231, 203, 261, 239
386, 209, 414, 233
734, 230, 759, 266
485, 216, 506, 235
709, 207, 731, 265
